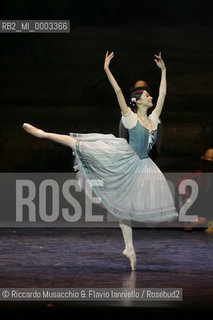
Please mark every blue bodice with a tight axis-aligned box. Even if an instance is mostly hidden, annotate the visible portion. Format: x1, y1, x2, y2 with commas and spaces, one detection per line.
128, 120, 157, 159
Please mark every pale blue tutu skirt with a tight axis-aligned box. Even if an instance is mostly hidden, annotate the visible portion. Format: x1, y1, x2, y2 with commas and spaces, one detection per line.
70, 133, 178, 223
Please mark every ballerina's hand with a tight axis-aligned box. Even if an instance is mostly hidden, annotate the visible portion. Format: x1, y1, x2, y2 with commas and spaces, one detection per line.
104, 51, 114, 70
154, 52, 166, 70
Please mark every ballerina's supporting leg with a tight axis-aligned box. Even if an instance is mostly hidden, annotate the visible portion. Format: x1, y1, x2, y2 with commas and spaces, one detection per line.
119, 220, 136, 271
22, 123, 75, 148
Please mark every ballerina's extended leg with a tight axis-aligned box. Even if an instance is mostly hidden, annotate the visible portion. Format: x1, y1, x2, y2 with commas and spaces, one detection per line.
23, 123, 137, 270
119, 220, 136, 271
23, 123, 75, 148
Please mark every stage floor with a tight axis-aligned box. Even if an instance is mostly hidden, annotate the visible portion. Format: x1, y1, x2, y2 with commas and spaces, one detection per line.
0, 227, 212, 314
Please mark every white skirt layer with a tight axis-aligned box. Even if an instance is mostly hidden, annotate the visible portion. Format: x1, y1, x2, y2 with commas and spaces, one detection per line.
70, 132, 178, 223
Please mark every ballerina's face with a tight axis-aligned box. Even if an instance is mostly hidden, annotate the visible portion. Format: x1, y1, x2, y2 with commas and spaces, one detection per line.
137, 90, 153, 108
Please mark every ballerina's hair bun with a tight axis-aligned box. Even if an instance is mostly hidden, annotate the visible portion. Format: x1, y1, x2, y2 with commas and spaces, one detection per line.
129, 91, 144, 112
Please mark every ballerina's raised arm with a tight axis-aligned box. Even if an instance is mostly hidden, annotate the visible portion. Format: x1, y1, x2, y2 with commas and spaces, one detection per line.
153, 52, 167, 118
104, 51, 129, 116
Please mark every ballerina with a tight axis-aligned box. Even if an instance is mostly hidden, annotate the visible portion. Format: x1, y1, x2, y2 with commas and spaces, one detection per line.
23, 51, 178, 271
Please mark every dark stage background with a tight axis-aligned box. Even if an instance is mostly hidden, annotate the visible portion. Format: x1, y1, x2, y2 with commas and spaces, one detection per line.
0, 0, 212, 172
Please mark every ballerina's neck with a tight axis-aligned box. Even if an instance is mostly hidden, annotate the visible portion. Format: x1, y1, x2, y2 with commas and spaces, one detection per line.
136, 113, 154, 132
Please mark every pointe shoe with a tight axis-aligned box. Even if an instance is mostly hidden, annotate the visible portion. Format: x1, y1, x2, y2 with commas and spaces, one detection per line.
22, 123, 46, 138
123, 247, 136, 271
